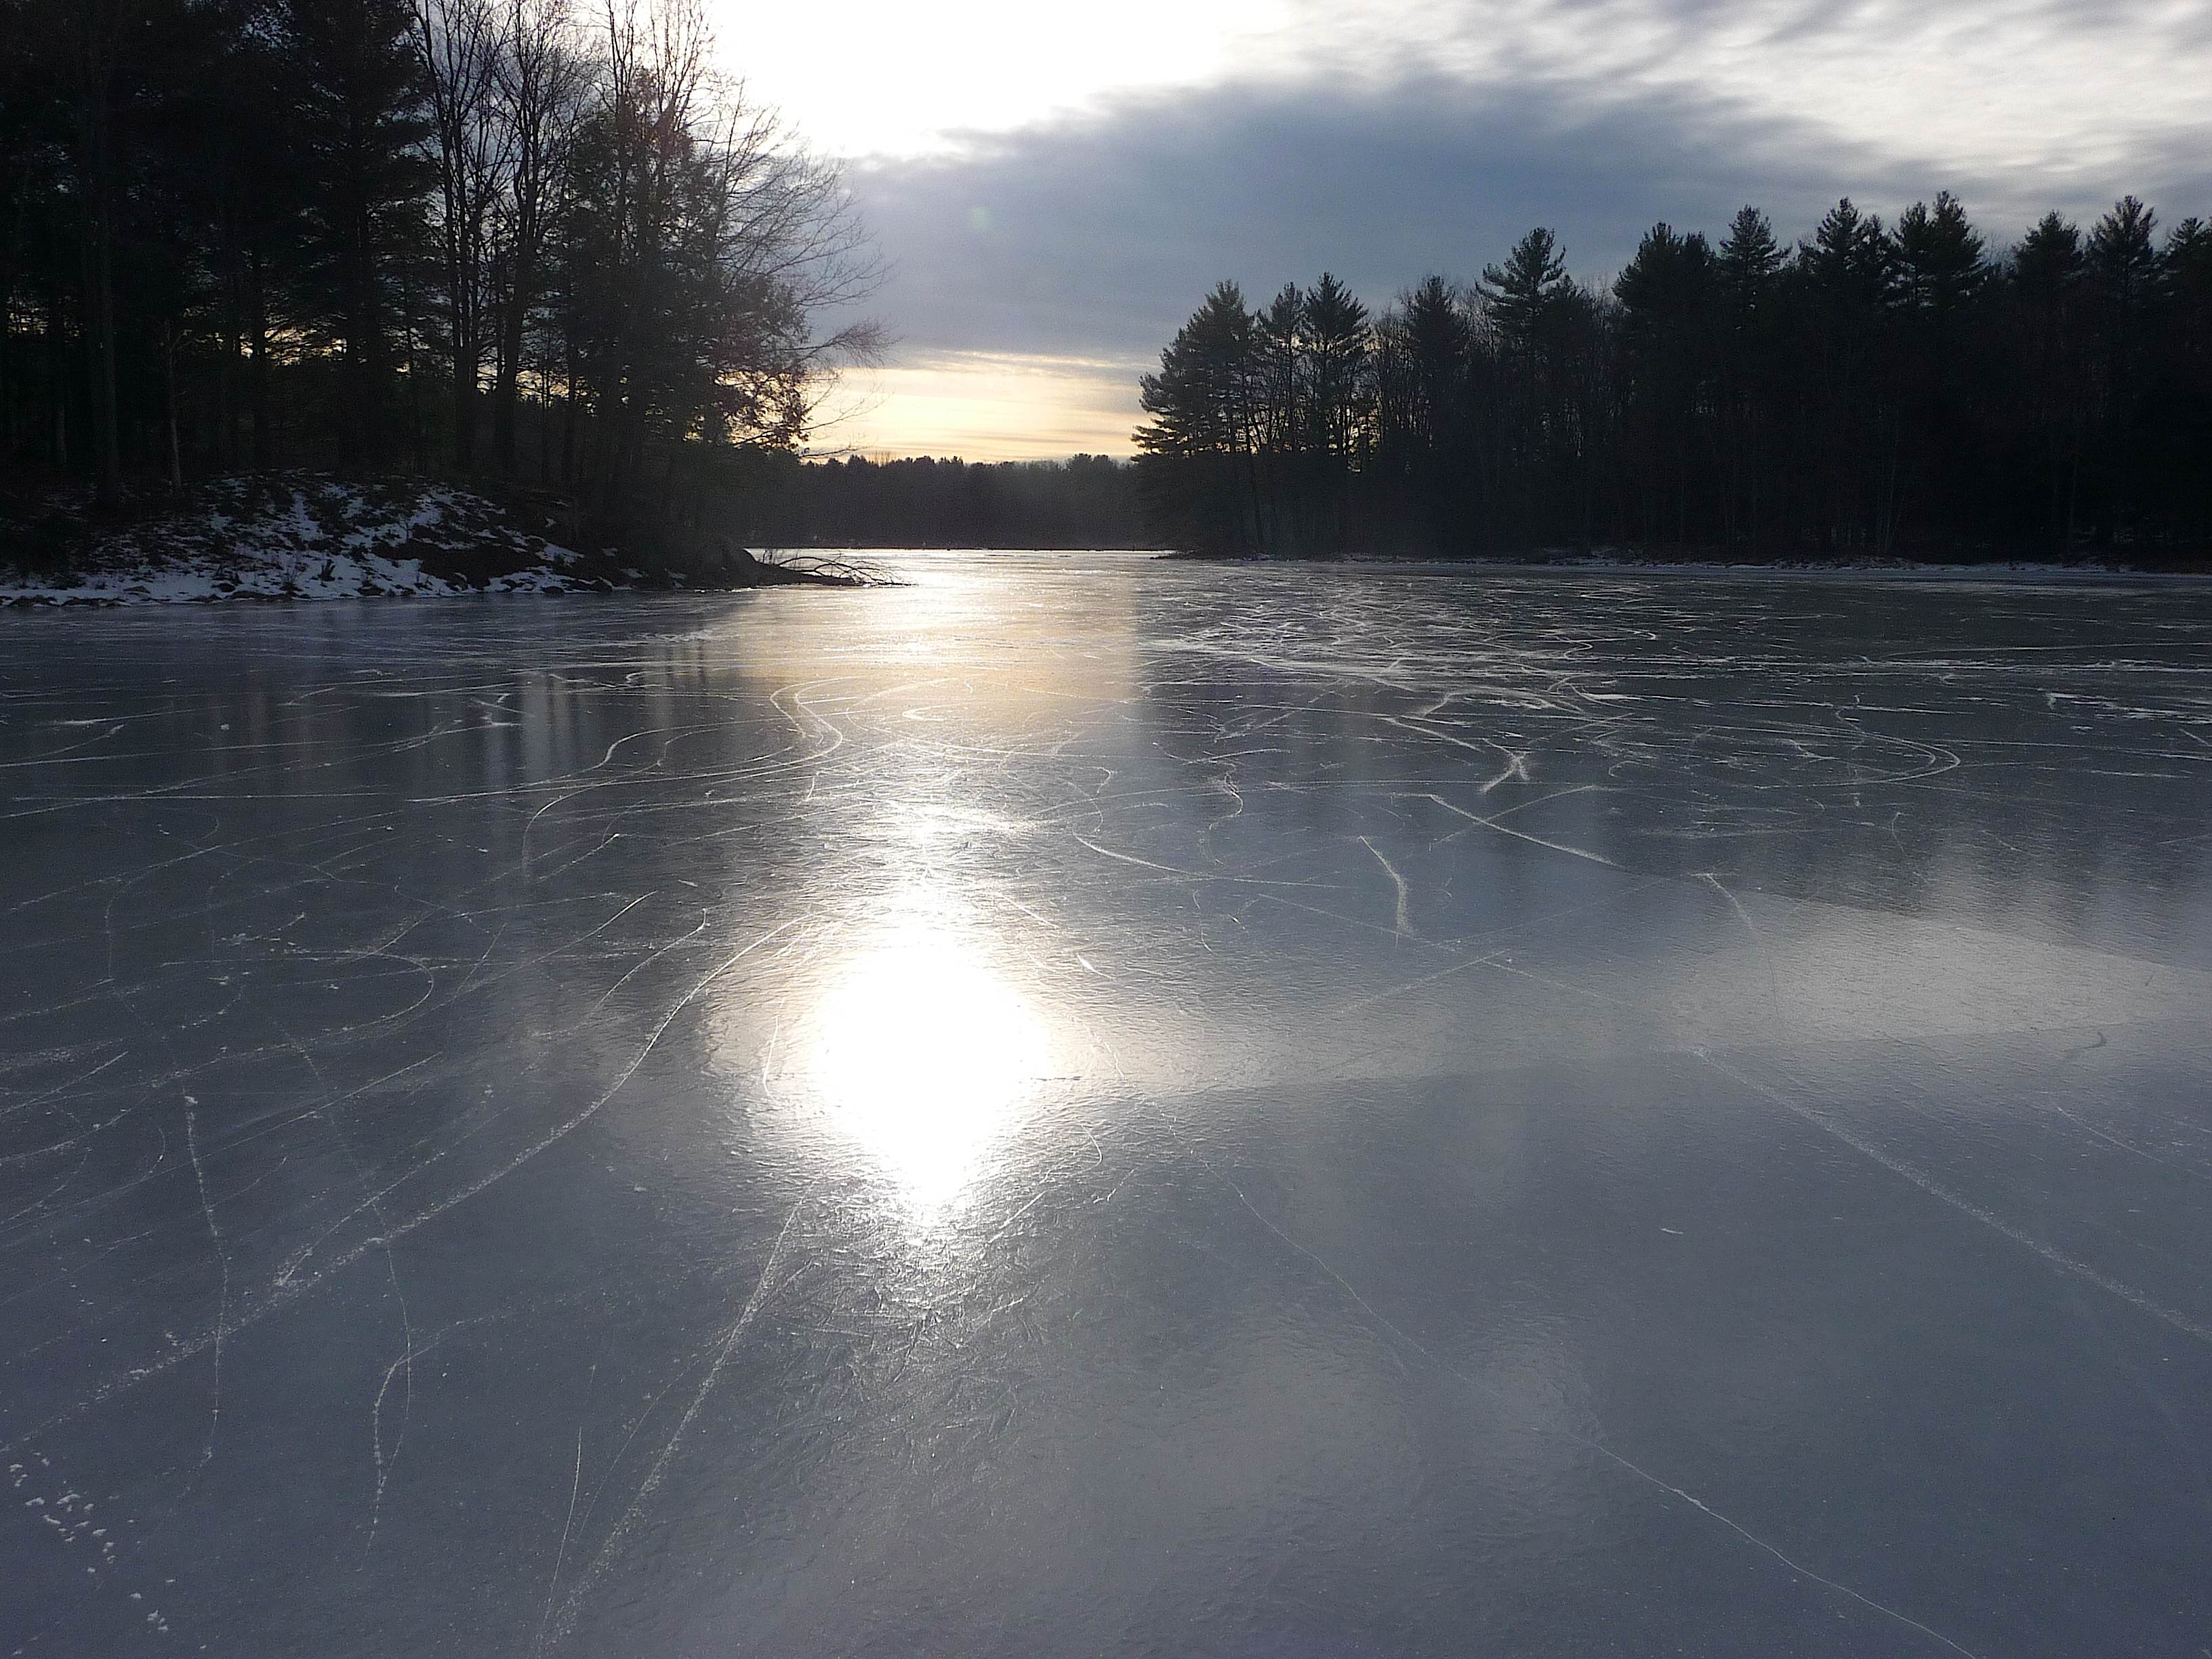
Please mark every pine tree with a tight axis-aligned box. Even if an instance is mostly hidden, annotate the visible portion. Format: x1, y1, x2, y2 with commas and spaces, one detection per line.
1137, 282, 1257, 461
2008, 213, 2088, 552
283, 0, 434, 465
1252, 283, 1303, 459
1136, 281, 1259, 553
1795, 199, 1900, 549
1893, 192, 1989, 324
1890, 193, 1990, 541
1717, 206, 1782, 318
2165, 218, 2212, 371
1479, 227, 1570, 350
1615, 223, 1717, 545
1302, 272, 1371, 466
2088, 197, 2160, 308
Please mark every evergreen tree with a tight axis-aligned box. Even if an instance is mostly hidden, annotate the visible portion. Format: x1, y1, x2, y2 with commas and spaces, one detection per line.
1891, 193, 1990, 540
1797, 199, 1900, 549
1133, 193, 2210, 565
1479, 226, 1570, 350
2005, 213, 2089, 552
1372, 276, 1475, 553
1252, 283, 1303, 461
283, 0, 434, 465
1387, 276, 1471, 456
2088, 196, 2160, 308
1302, 272, 1371, 465
1136, 281, 1260, 553
1714, 207, 1785, 549
1717, 206, 1783, 316
2151, 218, 2212, 541
1893, 192, 1989, 325
1614, 222, 1717, 544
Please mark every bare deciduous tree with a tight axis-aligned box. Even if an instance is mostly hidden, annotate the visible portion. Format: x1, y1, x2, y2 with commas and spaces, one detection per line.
487, 0, 587, 474
413, 0, 508, 468
559, 0, 880, 503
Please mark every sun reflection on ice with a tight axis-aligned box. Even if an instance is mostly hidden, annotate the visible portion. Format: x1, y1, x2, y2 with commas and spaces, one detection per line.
805, 912, 1053, 1210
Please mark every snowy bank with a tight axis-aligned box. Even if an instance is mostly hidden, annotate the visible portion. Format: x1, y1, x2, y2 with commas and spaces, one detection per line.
0, 475, 627, 606
0, 474, 869, 606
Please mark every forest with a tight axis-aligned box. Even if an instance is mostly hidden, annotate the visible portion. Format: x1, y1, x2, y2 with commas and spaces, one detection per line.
711, 453, 1145, 550
10, 1, 2209, 572
1137, 197, 2212, 563
0, 0, 877, 526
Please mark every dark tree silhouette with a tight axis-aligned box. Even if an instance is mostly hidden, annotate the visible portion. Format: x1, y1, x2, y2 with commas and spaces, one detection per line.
1614, 222, 1715, 544
1479, 227, 1571, 346
710, 453, 1145, 550
1137, 192, 2212, 565
0, 0, 876, 537
285, 0, 435, 467
1136, 280, 1263, 553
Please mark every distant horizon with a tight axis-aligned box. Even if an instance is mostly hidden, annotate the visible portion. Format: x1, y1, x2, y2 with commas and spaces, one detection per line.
805, 449, 1139, 467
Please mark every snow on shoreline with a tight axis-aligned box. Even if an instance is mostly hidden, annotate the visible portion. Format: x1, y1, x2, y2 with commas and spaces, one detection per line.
0, 546, 583, 607
11, 493, 2200, 604
1, 476, 615, 608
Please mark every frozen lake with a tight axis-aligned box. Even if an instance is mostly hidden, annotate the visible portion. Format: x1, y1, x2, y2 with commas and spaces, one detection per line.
4, 554, 2211, 1656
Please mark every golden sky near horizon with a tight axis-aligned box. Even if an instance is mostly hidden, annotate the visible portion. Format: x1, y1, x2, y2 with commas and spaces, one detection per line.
811, 355, 1150, 464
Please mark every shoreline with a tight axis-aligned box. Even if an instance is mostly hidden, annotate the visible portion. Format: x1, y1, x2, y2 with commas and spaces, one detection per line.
1154, 550, 2212, 581
0, 556, 867, 609
0, 475, 880, 607
12, 538, 2209, 607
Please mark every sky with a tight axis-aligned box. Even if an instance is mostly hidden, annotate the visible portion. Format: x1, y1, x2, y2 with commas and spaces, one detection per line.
723, 1, 2212, 462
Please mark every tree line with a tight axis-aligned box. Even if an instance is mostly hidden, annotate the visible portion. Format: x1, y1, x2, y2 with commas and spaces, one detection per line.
1136, 196, 2212, 562
0, 0, 877, 516
714, 453, 1145, 550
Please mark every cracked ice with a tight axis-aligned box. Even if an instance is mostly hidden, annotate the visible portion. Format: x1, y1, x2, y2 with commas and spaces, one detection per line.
3, 554, 2211, 1656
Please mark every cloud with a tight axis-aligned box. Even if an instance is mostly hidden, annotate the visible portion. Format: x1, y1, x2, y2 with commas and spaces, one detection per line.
735, 0, 2212, 173
817, 6, 2212, 453
847, 75, 1906, 363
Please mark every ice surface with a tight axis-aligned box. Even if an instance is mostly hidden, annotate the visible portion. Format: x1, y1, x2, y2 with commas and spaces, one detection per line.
3, 554, 2209, 1656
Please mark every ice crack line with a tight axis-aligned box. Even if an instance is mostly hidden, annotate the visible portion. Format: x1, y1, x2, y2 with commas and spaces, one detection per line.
1698, 1050, 2212, 1347
182, 1097, 230, 1467
1582, 1438, 1984, 1659
537, 1354, 599, 1650
361, 1244, 415, 1561
277, 916, 804, 1292
537, 1190, 813, 1654
0, 920, 804, 1460
1357, 837, 1414, 939
1183, 1126, 1986, 1658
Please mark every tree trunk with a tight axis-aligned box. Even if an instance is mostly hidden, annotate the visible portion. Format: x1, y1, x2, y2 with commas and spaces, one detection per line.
77, 19, 124, 505
453, 339, 475, 470
47, 295, 70, 467
163, 323, 182, 488
492, 247, 533, 474
249, 251, 271, 468
559, 335, 578, 485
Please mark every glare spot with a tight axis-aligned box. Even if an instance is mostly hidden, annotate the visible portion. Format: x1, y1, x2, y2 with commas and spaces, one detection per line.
807, 918, 1051, 1210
